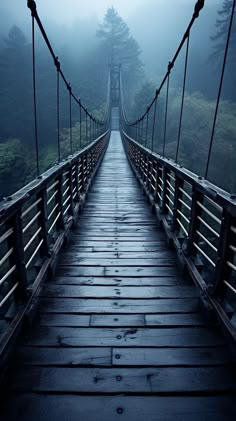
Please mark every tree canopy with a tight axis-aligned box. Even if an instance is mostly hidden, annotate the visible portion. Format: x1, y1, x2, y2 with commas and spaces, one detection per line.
96, 7, 143, 102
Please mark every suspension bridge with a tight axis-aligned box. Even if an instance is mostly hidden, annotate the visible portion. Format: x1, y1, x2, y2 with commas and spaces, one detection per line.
0, 0, 236, 419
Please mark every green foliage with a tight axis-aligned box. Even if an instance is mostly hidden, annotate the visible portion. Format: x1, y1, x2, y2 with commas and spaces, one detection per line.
162, 90, 236, 192
0, 139, 35, 198
129, 80, 157, 120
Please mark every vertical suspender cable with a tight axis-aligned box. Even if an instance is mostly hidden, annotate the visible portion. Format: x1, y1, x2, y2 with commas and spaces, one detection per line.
163, 67, 171, 157
151, 93, 158, 152
68, 84, 72, 155
145, 110, 149, 148
86, 111, 88, 145
141, 118, 144, 145
79, 103, 82, 150
55, 57, 61, 162
90, 117, 92, 144
205, 0, 236, 179
175, 33, 190, 163
31, 14, 40, 177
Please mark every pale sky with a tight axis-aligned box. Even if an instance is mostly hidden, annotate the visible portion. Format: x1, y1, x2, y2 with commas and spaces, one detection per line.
35, 0, 147, 22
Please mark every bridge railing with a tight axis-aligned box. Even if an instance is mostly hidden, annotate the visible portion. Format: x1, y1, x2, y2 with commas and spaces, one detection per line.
0, 131, 109, 362
120, 0, 236, 341
122, 133, 236, 341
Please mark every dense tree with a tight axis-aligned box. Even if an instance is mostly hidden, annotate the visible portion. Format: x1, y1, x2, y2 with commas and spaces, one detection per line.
0, 139, 35, 198
0, 26, 33, 144
96, 7, 144, 103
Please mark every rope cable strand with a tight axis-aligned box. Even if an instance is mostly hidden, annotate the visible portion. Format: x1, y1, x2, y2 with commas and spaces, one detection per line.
27, 0, 110, 151
205, 0, 236, 179
31, 14, 40, 176
175, 33, 190, 163
120, 0, 205, 133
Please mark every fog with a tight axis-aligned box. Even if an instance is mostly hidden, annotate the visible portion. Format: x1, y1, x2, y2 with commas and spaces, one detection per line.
0, 0, 235, 197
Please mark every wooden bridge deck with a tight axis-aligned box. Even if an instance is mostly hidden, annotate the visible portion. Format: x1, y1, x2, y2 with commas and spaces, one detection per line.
1, 132, 236, 420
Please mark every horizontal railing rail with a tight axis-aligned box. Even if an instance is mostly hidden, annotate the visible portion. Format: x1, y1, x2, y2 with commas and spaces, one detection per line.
122, 132, 236, 342
0, 131, 109, 363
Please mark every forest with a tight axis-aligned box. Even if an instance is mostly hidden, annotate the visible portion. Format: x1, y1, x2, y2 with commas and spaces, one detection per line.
0, 0, 236, 198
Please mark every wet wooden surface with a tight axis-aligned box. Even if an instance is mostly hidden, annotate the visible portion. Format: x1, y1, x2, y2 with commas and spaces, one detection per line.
1, 131, 236, 420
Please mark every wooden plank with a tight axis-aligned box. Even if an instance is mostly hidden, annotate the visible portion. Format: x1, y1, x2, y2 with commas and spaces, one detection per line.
144, 313, 206, 326
112, 347, 232, 366
38, 314, 90, 327
14, 347, 111, 366
39, 298, 200, 314
104, 267, 178, 276
53, 277, 185, 286
69, 237, 166, 243
68, 241, 167, 250
2, 394, 235, 421
20, 327, 225, 347
90, 313, 205, 327
69, 245, 168, 252
90, 315, 145, 327
58, 259, 176, 267
56, 266, 178, 277
8, 367, 235, 393
40, 285, 198, 299
60, 251, 172, 259
55, 267, 105, 277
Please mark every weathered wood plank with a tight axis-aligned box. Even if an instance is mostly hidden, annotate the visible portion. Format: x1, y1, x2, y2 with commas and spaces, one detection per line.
112, 347, 232, 366
14, 347, 112, 366
104, 267, 178, 276
90, 315, 145, 327
56, 266, 178, 277
58, 258, 176, 267
40, 285, 198, 299
19, 327, 225, 347
53, 277, 185, 286
91, 313, 206, 327
39, 298, 200, 314
61, 251, 173, 259
37, 314, 90, 327
2, 395, 236, 421
7, 367, 235, 393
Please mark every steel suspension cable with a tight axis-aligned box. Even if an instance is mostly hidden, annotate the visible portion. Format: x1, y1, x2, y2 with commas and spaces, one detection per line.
119, 0, 205, 150
79, 104, 82, 150
31, 13, 40, 177
151, 93, 158, 152
175, 33, 190, 163
205, 0, 236, 179
145, 110, 149, 148
27, 0, 110, 152
163, 68, 171, 157
67, 84, 73, 155
55, 58, 61, 162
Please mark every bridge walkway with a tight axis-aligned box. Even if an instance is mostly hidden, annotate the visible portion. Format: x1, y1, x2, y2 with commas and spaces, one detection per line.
1, 131, 236, 420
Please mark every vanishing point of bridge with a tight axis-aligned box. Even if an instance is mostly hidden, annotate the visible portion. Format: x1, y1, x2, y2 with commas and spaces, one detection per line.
0, 1, 236, 420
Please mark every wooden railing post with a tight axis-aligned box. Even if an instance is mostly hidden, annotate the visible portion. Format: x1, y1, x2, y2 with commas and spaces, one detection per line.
8, 211, 28, 302
172, 177, 184, 233
37, 188, 50, 257
160, 167, 168, 215
185, 187, 203, 257
57, 174, 65, 230
210, 210, 232, 297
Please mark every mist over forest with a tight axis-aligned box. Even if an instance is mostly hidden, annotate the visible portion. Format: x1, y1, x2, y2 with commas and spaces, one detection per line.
0, 0, 235, 198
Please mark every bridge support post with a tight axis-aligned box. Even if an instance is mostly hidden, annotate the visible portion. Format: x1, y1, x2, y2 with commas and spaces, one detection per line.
57, 174, 65, 231
211, 211, 233, 301
7, 212, 28, 303
184, 187, 204, 271
37, 188, 50, 258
